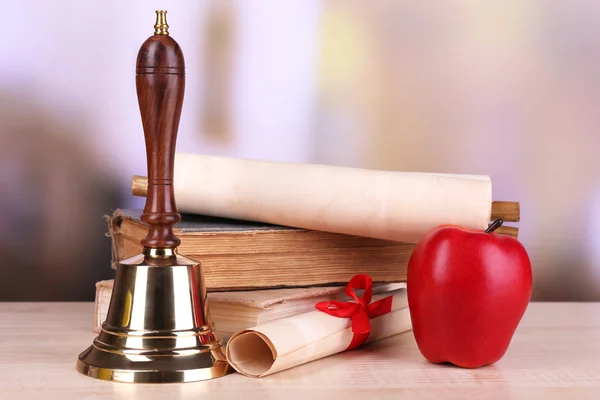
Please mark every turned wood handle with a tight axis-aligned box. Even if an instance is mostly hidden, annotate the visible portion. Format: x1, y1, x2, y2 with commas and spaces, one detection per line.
135, 11, 185, 249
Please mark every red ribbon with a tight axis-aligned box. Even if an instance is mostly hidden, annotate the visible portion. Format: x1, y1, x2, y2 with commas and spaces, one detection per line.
315, 274, 393, 350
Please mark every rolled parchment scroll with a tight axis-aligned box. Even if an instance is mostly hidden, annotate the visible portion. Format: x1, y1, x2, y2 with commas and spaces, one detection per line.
225, 288, 411, 378
134, 153, 493, 244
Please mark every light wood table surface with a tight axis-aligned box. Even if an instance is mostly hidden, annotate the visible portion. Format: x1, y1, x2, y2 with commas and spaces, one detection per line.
0, 302, 599, 399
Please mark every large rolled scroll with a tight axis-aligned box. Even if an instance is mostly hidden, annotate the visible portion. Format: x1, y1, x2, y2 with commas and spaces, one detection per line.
136, 153, 493, 244
225, 287, 411, 378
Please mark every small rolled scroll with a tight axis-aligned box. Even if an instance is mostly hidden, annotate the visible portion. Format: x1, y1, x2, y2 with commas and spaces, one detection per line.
225, 288, 411, 378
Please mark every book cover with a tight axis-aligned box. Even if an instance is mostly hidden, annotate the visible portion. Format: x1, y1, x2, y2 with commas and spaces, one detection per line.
107, 209, 411, 291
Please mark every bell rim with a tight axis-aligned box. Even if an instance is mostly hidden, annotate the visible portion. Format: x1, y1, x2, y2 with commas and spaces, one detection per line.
76, 346, 232, 383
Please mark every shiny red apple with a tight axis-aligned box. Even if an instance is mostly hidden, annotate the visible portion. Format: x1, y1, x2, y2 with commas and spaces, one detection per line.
407, 220, 532, 368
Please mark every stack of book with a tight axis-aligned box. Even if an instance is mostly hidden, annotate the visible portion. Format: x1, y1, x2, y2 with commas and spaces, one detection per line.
93, 209, 412, 338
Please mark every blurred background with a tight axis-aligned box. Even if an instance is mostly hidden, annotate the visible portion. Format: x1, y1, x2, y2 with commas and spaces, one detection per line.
2, 0, 599, 301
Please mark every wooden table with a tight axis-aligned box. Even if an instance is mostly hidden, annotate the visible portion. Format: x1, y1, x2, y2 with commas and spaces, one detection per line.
0, 302, 599, 399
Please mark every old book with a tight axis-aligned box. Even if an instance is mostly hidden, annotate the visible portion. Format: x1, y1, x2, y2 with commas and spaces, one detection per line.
107, 209, 412, 291
93, 279, 405, 339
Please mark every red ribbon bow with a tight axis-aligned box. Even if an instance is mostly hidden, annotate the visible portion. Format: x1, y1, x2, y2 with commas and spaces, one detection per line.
315, 274, 393, 350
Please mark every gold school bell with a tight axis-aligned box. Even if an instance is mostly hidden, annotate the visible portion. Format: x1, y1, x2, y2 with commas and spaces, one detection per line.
76, 10, 232, 383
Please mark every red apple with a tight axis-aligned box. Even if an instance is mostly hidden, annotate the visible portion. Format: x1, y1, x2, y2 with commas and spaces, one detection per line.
407, 220, 532, 368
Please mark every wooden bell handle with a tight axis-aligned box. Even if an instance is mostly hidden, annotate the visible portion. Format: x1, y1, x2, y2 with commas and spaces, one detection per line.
135, 10, 185, 250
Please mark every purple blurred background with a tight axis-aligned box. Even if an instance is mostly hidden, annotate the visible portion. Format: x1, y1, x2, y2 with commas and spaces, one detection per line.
2, 0, 599, 300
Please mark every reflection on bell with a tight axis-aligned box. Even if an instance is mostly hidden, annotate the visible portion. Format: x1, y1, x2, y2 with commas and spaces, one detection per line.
77, 250, 231, 383
76, 10, 232, 383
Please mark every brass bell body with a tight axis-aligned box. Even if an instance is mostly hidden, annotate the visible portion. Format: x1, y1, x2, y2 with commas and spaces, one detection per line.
77, 251, 231, 382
